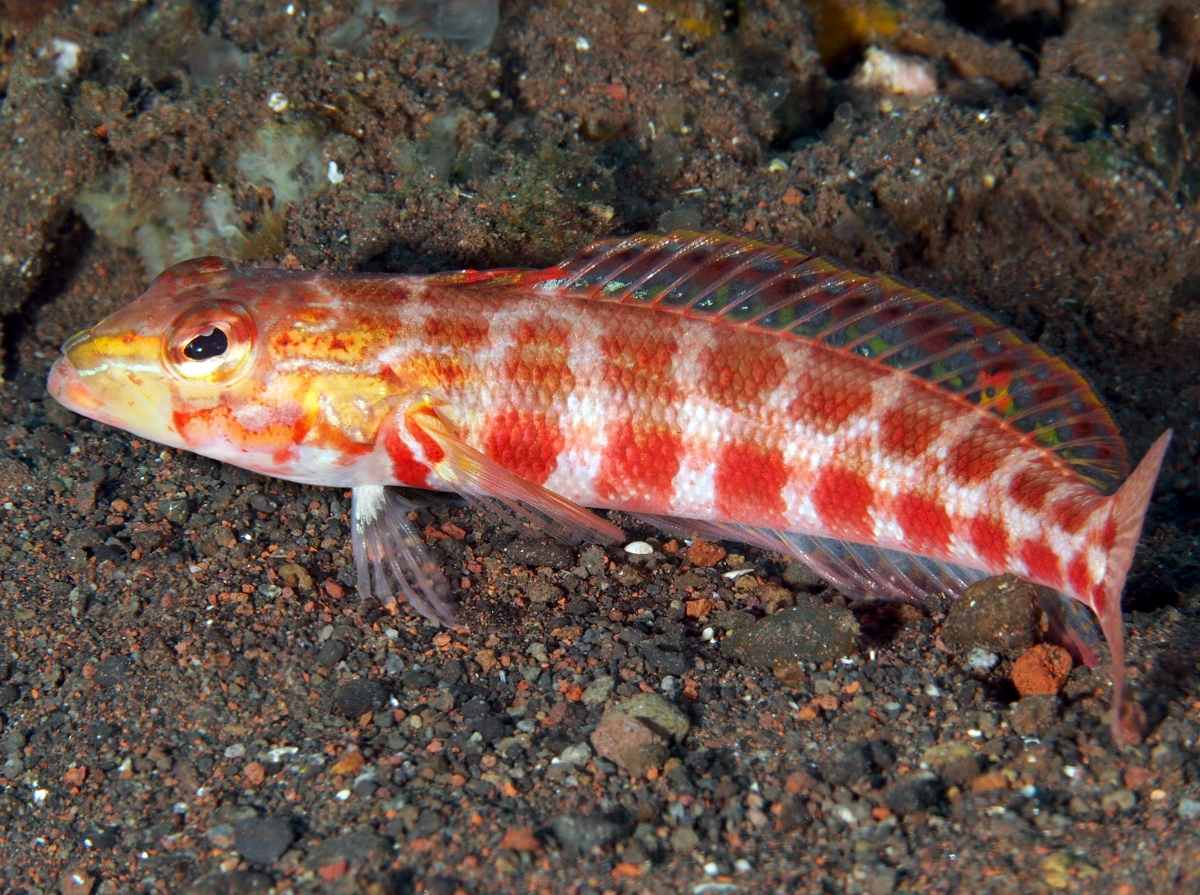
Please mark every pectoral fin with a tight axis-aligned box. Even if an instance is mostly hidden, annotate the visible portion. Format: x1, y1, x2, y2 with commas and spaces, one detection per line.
351, 484, 462, 629
408, 403, 624, 546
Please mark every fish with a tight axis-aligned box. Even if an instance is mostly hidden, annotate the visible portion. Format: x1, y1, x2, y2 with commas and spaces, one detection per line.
47, 231, 1170, 744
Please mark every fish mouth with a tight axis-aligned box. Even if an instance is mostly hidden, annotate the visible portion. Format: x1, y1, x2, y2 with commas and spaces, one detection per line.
47, 354, 104, 415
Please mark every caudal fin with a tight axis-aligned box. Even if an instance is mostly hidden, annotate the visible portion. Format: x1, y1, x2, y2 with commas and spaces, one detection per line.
1099, 429, 1172, 745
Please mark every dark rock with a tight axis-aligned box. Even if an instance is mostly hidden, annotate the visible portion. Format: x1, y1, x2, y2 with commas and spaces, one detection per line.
332, 680, 388, 718
304, 830, 390, 871
817, 743, 870, 786
639, 642, 689, 675
401, 669, 435, 690
883, 772, 945, 816
549, 812, 631, 854
941, 576, 1040, 657
183, 870, 273, 895
722, 604, 859, 676
503, 538, 574, 570
316, 639, 346, 668
160, 498, 190, 524
233, 815, 293, 864
93, 656, 131, 688
1010, 694, 1062, 736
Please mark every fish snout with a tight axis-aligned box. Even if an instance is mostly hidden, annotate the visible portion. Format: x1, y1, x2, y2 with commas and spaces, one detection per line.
47, 355, 102, 415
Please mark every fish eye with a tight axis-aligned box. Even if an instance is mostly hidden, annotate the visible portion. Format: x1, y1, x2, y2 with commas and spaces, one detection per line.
163, 300, 255, 386
183, 327, 229, 360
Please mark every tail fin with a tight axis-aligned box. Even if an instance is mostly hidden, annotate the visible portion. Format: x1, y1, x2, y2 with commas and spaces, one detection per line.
1100, 429, 1172, 745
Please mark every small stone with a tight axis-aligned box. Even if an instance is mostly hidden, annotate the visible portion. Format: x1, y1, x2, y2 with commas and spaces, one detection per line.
318, 860, 348, 881
882, 772, 944, 816
243, 761, 266, 786
942, 576, 1040, 657
560, 743, 592, 765
1011, 644, 1072, 697
966, 647, 998, 670
1101, 788, 1136, 814
498, 826, 541, 851
687, 541, 726, 568
590, 713, 667, 776
503, 538, 573, 570
1010, 694, 1062, 736
723, 604, 859, 677
669, 826, 700, 851
1177, 798, 1200, 819
233, 815, 293, 864
59, 868, 95, 895
549, 813, 630, 855
581, 675, 615, 707
330, 750, 365, 776
623, 540, 653, 555
277, 563, 313, 590
160, 497, 190, 524
605, 692, 690, 740
332, 680, 387, 718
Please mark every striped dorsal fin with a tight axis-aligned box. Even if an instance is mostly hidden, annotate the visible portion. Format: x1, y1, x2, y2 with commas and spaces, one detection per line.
540, 231, 1129, 492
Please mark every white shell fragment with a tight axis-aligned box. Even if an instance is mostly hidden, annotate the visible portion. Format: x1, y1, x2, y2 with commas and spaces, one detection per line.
852, 46, 937, 98
624, 540, 654, 555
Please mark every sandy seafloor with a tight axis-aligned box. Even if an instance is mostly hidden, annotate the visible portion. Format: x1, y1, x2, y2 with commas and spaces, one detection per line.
0, 1, 1199, 892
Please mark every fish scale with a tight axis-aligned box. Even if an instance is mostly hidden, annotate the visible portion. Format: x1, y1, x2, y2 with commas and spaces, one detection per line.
48, 231, 1171, 744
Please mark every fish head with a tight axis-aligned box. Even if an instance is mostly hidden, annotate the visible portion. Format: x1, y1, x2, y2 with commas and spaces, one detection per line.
48, 256, 263, 453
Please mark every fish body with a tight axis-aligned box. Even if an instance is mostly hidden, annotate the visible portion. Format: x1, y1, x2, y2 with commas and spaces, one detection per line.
48, 232, 1170, 743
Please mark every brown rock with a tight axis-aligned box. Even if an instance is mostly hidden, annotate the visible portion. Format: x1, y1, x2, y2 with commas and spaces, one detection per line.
942, 576, 1041, 657
687, 541, 726, 568
1012, 644, 1072, 697
498, 826, 541, 852
590, 713, 668, 776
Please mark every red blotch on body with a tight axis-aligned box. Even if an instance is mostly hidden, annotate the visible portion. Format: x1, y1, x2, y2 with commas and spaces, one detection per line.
811, 463, 875, 541
1007, 467, 1048, 513
1066, 554, 1093, 601
599, 322, 678, 403
384, 423, 431, 486
699, 329, 788, 411
482, 407, 565, 485
713, 442, 790, 527
787, 354, 881, 434
892, 492, 954, 555
1049, 497, 1093, 535
1020, 539, 1062, 587
502, 320, 574, 395
945, 424, 1006, 485
968, 516, 1009, 570
878, 396, 944, 458
594, 418, 683, 509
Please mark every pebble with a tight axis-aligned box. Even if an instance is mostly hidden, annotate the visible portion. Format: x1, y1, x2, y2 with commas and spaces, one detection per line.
233, 814, 293, 864
882, 772, 945, 816
550, 813, 631, 855
332, 680, 387, 718
623, 540, 653, 555
605, 692, 690, 740
1011, 643, 1072, 696
941, 576, 1040, 657
503, 538, 574, 570
1010, 694, 1062, 736
590, 713, 668, 776
580, 675, 615, 707
722, 604, 859, 678
1177, 798, 1200, 819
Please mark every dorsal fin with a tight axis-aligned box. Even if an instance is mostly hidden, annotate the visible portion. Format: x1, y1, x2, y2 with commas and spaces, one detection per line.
541, 231, 1129, 491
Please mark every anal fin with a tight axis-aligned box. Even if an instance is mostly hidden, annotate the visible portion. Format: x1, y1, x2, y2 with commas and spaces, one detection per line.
351, 485, 462, 629
635, 513, 988, 603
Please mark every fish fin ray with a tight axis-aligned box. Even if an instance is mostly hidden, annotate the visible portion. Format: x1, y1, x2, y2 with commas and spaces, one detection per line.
1095, 429, 1172, 745
350, 485, 462, 628
421, 267, 565, 288
409, 405, 624, 546
543, 230, 1128, 491
633, 513, 986, 602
